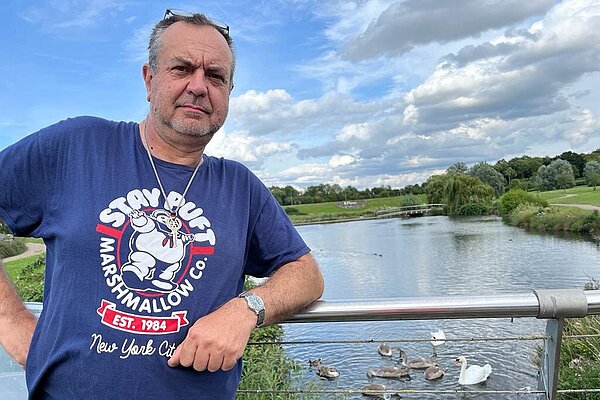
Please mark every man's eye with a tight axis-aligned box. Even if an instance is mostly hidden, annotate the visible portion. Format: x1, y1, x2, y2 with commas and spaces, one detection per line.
173, 66, 189, 72
209, 73, 226, 83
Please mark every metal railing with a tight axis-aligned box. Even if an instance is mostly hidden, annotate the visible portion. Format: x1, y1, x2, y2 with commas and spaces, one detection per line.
275, 288, 600, 399
8, 291, 600, 399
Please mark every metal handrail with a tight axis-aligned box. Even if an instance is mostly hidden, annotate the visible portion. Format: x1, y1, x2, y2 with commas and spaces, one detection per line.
280, 289, 600, 400
21, 290, 600, 399
285, 289, 600, 323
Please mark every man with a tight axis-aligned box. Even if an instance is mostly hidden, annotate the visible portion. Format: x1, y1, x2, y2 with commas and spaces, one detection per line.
0, 10, 324, 399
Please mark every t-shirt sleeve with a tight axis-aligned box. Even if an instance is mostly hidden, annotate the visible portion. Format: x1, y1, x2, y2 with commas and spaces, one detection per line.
0, 130, 55, 237
245, 183, 310, 278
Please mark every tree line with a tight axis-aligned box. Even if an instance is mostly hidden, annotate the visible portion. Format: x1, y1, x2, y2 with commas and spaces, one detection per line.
268, 184, 424, 206
269, 148, 600, 209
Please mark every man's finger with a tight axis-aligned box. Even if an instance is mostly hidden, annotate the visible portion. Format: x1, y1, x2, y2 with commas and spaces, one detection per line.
167, 345, 181, 367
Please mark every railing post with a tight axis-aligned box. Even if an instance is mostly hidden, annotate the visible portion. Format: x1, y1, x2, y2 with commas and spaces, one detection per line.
538, 318, 563, 400
533, 289, 588, 400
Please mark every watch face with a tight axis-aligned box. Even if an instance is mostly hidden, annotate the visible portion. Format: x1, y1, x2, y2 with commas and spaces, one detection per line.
247, 294, 264, 311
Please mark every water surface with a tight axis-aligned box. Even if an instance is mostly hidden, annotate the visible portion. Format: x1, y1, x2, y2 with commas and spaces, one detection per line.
283, 216, 600, 398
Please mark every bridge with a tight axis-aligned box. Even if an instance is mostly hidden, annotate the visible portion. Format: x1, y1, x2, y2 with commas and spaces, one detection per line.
375, 203, 445, 218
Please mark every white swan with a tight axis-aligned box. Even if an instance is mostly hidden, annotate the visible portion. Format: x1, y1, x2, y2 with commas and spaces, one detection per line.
430, 329, 446, 346
454, 356, 492, 385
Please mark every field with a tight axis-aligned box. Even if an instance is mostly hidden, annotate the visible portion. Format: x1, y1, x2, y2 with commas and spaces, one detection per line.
286, 194, 427, 224
534, 185, 600, 206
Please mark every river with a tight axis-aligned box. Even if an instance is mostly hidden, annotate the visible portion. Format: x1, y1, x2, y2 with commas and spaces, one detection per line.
282, 215, 600, 398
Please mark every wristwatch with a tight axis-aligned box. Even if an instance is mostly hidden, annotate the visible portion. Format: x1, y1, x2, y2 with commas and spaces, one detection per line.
238, 291, 265, 327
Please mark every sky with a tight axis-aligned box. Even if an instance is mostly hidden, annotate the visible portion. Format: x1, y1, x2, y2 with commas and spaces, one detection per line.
1, 0, 599, 190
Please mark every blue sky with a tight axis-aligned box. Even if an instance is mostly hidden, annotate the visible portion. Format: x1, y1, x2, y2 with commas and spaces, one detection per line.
2, 0, 600, 189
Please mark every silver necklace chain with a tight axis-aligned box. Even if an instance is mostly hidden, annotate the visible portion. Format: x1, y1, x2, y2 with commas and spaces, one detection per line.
141, 122, 202, 215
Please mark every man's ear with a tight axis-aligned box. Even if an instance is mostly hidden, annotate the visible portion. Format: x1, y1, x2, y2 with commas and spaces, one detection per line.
142, 63, 153, 102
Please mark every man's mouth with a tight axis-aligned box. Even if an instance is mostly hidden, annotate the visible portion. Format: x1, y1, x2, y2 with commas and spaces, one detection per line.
177, 103, 211, 114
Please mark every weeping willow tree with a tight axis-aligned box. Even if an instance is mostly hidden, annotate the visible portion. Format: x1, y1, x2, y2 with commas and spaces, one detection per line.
425, 173, 494, 215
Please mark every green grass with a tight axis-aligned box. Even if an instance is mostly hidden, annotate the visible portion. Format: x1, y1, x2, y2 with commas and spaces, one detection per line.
534, 185, 600, 206
20, 237, 44, 244
287, 195, 427, 224
3, 254, 43, 280
558, 315, 600, 399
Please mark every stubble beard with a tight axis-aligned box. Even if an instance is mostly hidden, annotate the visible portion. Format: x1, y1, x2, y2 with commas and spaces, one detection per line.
153, 106, 226, 140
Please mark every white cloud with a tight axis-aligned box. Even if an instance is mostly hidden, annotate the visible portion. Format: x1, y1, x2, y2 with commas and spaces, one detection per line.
329, 154, 358, 168
205, 128, 296, 166
232, 89, 292, 113
335, 123, 372, 141
404, 0, 600, 129
229, 89, 383, 138
341, 0, 554, 61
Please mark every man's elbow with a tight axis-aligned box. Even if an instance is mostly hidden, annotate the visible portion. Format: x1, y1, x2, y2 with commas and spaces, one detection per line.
306, 254, 325, 301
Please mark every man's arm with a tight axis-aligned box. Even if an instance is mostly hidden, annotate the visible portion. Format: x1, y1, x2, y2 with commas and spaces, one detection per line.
168, 253, 324, 372
0, 260, 37, 367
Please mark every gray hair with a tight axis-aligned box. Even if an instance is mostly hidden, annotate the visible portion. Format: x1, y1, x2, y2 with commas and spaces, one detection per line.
148, 12, 236, 86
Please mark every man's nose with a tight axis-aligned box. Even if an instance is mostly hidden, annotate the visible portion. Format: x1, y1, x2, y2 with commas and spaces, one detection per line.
186, 70, 208, 97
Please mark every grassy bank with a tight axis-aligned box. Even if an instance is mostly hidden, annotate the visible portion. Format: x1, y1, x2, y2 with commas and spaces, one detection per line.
535, 185, 600, 206
505, 205, 600, 235
286, 194, 427, 224
500, 186, 600, 235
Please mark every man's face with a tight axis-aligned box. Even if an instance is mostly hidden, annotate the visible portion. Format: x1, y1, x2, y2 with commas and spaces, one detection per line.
144, 22, 233, 139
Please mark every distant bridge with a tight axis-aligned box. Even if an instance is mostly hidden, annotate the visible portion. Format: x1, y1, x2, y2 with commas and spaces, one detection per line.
375, 203, 445, 218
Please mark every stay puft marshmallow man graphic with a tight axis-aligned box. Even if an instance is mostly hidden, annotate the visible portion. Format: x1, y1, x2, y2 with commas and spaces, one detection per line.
120, 208, 214, 293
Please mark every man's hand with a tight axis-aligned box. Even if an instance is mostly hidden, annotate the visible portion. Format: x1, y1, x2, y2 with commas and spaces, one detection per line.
167, 297, 255, 372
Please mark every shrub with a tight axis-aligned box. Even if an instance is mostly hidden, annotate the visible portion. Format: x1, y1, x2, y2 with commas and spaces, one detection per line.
498, 189, 548, 215
455, 202, 490, 216
0, 221, 11, 234
13, 255, 45, 302
580, 210, 600, 235
284, 207, 306, 216
0, 238, 27, 259
398, 194, 421, 207
558, 314, 600, 399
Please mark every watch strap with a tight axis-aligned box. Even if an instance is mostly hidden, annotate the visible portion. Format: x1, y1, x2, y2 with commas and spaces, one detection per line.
238, 291, 265, 327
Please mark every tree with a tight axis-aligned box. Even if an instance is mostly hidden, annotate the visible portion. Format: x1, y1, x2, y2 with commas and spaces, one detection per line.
469, 162, 506, 196
424, 175, 447, 205
559, 151, 586, 178
425, 173, 494, 215
556, 170, 575, 192
508, 156, 544, 179
269, 186, 286, 205
446, 162, 468, 175
584, 161, 600, 190
536, 159, 575, 191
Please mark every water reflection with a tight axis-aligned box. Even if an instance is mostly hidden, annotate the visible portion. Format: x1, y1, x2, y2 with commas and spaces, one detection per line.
283, 216, 600, 399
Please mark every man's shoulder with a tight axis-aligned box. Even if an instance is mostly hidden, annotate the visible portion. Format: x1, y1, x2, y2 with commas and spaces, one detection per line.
48, 116, 130, 134
205, 155, 252, 174
39, 116, 136, 146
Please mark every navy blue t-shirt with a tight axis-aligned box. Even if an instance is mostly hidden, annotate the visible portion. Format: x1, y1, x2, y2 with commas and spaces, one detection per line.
0, 116, 310, 399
